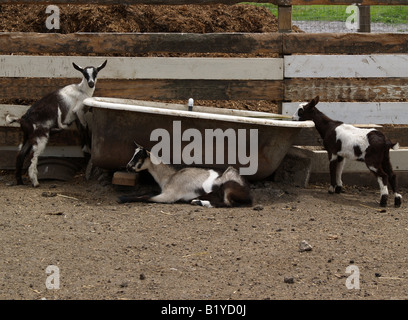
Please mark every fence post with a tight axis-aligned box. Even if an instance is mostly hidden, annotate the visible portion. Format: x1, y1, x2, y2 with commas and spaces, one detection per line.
278, 5, 292, 33
358, 5, 371, 32
277, 2, 292, 113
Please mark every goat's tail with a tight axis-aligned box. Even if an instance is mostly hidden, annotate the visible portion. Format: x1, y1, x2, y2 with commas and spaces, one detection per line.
387, 140, 400, 151
5, 114, 21, 125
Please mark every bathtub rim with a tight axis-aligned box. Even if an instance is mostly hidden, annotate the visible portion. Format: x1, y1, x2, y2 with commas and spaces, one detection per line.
84, 97, 315, 129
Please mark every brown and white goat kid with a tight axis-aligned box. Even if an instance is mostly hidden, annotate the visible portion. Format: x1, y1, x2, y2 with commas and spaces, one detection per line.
6, 60, 107, 187
117, 143, 253, 208
292, 96, 402, 208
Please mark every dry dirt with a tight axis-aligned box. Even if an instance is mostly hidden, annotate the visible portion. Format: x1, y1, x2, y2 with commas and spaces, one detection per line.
0, 170, 407, 300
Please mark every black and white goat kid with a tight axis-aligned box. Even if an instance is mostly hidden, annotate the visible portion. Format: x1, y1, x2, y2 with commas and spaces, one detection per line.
6, 60, 107, 187
117, 143, 253, 208
292, 96, 402, 208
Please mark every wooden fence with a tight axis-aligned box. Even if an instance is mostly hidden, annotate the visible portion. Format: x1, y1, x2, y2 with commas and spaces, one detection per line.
0, 0, 407, 183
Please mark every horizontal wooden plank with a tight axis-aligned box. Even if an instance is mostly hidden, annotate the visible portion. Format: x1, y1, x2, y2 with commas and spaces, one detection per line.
0, 104, 28, 127
1, 78, 405, 102
284, 78, 408, 102
0, 78, 284, 101
283, 33, 408, 54
283, 102, 408, 125
0, 56, 284, 80
0, 32, 283, 56
293, 125, 408, 147
285, 55, 408, 78
2, 32, 407, 56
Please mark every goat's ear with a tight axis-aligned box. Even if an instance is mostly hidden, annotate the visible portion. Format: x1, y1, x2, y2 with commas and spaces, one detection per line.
307, 96, 319, 108
72, 62, 83, 72
134, 141, 144, 149
97, 60, 107, 72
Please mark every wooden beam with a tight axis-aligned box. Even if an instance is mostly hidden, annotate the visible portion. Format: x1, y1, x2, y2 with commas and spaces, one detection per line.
283, 33, 408, 54
358, 5, 371, 33
2, 32, 407, 56
0, 55, 284, 80
0, 32, 283, 56
284, 78, 408, 102
0, 105, 28, 127
0, 78, 284, 101
1, 77, 405, 102
2, 77, 405, 103
278, 5, 292, 33
284, 55, 408, 78
282, 102, 408, 125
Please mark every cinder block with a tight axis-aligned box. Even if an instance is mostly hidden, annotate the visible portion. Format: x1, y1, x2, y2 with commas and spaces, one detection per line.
273, 146, 313, 187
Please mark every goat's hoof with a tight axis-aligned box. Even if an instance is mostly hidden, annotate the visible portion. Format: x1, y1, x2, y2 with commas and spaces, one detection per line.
380, 195, 388, 207
394, 196, 402, 208
191, 199, 213, 208
335, 186, 343, 194
32, 183, 40, 188
191, 199, 202, 206
16, 180, 24, 186
328, 186, 335, 194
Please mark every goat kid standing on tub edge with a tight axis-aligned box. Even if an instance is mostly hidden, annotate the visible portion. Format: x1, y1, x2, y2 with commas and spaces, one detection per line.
6, 60, 108, 188
292, 96, 402, 208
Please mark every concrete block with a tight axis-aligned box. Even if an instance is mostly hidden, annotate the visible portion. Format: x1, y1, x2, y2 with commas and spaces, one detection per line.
273, 146, 313, 187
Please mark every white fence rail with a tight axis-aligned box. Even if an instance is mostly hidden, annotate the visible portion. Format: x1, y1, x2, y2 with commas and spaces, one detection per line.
284, 54, 408, 78
282, 102, 408, 125
0, 55, 283, 80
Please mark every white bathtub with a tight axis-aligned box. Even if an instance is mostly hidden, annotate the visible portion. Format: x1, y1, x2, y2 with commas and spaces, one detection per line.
84, 97, 314, 181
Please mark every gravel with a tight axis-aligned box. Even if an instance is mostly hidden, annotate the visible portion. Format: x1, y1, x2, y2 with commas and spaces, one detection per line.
294, 20, 408, 33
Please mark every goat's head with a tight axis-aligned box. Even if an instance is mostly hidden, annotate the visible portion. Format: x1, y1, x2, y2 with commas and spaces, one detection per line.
126, 142, 150, 172
72, 60, 107, 89
292, 96, 320, 121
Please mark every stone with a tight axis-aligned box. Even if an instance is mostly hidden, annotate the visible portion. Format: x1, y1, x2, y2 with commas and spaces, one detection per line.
284, 277, 294, 284
299, 240, 313, 252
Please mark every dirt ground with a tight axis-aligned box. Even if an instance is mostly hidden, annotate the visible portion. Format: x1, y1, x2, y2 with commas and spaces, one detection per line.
0, 169, 407, 300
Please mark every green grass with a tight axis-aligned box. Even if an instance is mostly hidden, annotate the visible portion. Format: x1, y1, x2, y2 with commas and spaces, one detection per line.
243, 3, 408, 25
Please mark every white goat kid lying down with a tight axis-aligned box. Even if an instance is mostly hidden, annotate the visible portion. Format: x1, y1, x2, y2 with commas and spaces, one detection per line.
6, 60, 107, 187
292, 96, 402, 208
117, 143, 253, 208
